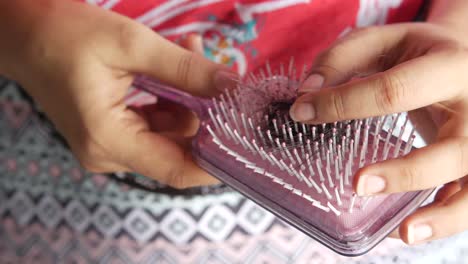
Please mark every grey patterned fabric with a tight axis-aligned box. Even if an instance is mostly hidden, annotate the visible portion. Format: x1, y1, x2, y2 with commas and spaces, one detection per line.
1, 79, 468, 263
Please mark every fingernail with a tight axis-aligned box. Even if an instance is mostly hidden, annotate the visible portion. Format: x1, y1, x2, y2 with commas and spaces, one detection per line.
299, 74, 324, 92
357, 174, 386, 196
214, 70, 238, 92
408, 224, 433, 244
290, 102, 316, 121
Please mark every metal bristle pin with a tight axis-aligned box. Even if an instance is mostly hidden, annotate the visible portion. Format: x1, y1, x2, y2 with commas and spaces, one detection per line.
205, 59, 415, 217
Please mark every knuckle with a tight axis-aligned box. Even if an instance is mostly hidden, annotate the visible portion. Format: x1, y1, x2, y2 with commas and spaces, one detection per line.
315, 47, 340, 67
80, 138, 105, 162
333, 26, 378, 50
116, 22, 142, 56
78, 158, 106, 173
314, 26, 378, 75
72, 137, 109, 173
312, 50, 342, 77
375, 73, 408, 113
160, 150, 194, 189
398, 158, 420, 191
347, 26, 378, 39
83, 164, 103, 173
328, 91, 346, 120
165, 167, 189, 189
176, 53, 195, 91
80, 137, 96, 156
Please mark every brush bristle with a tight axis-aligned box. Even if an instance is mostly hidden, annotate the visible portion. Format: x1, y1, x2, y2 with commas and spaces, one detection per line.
130, 60, 428, 253
205, 60, 415, 217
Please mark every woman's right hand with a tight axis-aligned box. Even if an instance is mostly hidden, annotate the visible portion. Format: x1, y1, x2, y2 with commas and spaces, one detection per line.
0, 0, 237, 188
290, 22, 468, 245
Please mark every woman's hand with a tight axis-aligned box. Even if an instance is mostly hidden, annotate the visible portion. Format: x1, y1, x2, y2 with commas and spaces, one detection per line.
0, 0, 236, 188
290, 22, 468, 245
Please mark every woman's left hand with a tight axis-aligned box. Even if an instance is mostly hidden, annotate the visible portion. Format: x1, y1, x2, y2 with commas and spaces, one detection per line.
290, 22, 468, 245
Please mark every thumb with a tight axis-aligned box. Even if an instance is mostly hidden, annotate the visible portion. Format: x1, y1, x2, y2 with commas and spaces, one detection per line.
117, 24, 237, 97
300, 25, 406, 93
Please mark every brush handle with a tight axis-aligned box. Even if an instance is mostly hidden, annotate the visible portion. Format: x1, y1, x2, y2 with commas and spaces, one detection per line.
132, 75, 210, 116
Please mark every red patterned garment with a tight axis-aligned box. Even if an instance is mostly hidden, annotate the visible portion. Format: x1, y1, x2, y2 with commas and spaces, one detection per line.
81, 0, 423, 76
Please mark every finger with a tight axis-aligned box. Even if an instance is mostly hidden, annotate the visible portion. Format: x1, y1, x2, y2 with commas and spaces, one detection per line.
434, 181, 462, 202
106, 109, 219, 188
127, 132, 219, 188
290, 49, 467, 123
132, 100, 199, 136
69, 137, 132, 174
300, 26, 406, 93
354, 137, 468, 195
112, 22, 237, 97
399, 186, 468, 245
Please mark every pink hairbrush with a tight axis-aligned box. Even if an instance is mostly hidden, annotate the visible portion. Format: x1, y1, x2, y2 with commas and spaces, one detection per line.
132, 61, 434, 256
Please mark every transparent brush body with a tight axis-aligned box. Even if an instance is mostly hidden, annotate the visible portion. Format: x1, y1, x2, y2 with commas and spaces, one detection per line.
133, 69, 434, 256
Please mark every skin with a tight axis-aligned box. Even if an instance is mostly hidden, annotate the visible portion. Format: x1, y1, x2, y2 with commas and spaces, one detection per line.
0, 0, 238, 188
290, 1, 468, 245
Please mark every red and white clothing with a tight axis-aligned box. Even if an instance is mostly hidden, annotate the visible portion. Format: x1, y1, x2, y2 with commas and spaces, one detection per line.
82, 0, 423, 75
7, 2, 465, 264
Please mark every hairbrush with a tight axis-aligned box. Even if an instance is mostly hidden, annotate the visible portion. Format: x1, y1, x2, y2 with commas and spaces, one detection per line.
132, 60, 434, 256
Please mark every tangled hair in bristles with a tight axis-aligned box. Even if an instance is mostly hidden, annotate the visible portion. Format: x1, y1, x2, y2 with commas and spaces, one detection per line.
228, 59, 357, 154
